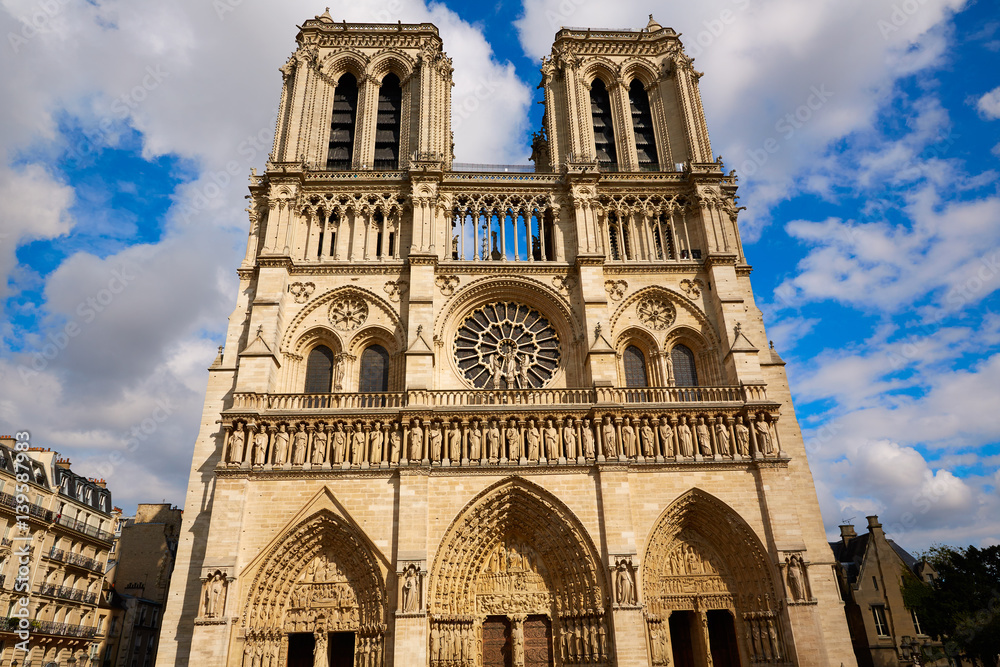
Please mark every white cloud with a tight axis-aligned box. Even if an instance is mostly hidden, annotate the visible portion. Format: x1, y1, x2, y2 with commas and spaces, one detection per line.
976, 85, 1000, 119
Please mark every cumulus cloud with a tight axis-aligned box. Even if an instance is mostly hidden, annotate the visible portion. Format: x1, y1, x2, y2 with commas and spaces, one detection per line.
976, 85, 1000, 119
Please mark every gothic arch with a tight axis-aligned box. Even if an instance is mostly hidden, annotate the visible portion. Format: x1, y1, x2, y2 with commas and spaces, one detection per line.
241, 508, 388, 649
614, 326, 660, 387
620, 58, 658, 88
429, 477, 612, 663
344, 324, 403, 392
368, 49, 416, 80
580, 58, 619, 88
642, 489, 787, 664
280, 285, 403, 355
319, 49, 369, 81
608, 285, 715, 345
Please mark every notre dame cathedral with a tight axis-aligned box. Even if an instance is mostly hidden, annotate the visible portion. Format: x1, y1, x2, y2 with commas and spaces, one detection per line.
157, 11, 856, 667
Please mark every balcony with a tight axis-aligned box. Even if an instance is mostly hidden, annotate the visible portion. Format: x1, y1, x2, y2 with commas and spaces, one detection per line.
48, 547, 105, 573
0, 618, 99, 639
0, 491, 52, 521
53, 514, 115, 543
37, 582, 99, 605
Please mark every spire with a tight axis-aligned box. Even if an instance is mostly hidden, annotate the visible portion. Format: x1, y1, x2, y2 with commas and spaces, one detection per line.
646, 14, 663, 32
315, 7, 333, 23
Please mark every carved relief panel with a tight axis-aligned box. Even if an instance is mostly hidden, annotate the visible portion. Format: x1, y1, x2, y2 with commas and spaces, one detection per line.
284, 550, 360, 633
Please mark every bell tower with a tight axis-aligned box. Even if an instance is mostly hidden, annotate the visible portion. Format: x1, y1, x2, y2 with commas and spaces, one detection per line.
158, 12, 856, 667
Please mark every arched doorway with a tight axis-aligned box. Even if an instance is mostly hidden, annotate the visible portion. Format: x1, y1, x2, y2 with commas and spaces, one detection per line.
240, 511, 387, 667
643, 490, 789, 666
429, 477, 611, 666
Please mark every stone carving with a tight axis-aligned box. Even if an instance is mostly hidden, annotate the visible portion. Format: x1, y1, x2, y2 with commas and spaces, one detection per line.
755, 417, 773, 455
785, 553, 809, 602
291, 423, 307, 465
454, 302, 560, 389
288, 281, 315, 303
468, 420, 482, 460
715, 417, 731, 456
252, 427, 268, 466
637, 297, 676, 330
544, 419, 559, 461
734, 416, 750, 457
526, 419, 540, 461
389, 423, 401, 464
563, 418, 577, 459
370, 423, 384, 465
614, 558, 637, 606
383, 279, 407, 303
679, 278, 704, 298
640, 418, 655, 458
328, 296, 368, 331
410, 418, 424, 460
581, 419, 595, 459
487, 420, 501, 461
604, 279, 628, 301
602, 416, 617, 458
350, 423, 365, 466
429, 422, 443, 462
312, 423, 328, 465
506, 419, 521, 460
401, 563, 421, 612
332, 422, 346, 464
658, 418, 674, 457
560, 614, 611, 664
228, 423, 245, 464
435, 274, 460, 296
621, 417, 637, 458
552, 274, 576, 295
677, 417, 693, 457
696, 417, 712, 457
447, 422, 461, 461
203, 570, 227, 618
272, 423, 289, 465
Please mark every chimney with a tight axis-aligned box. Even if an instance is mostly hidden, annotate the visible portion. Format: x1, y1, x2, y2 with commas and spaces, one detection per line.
90, 478, 107, 489
0, 436, 15, 448
866, 515, 884, 538
55, 457, 72, 470
839, 524, 857, 547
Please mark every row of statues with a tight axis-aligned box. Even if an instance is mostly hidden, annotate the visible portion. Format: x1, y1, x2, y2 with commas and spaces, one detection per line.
429, 620, 476, 665
224, 413, 781, 467
559, 615, 612, 664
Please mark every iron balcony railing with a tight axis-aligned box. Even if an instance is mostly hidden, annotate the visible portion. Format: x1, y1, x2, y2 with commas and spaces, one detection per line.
48, 547, 104, 573
53, 514, 115, 543
36, 582, 99, 605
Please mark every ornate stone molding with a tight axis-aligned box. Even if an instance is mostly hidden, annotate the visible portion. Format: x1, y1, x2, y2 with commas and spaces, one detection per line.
604, 279, 627, 301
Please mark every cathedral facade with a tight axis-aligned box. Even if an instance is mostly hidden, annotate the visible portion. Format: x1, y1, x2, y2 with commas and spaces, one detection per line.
157, 12, 856, 667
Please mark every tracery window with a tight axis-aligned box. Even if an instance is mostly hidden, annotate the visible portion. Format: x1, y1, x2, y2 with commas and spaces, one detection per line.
327, 73, 358, 170
623, 345, 649, 388
358, 345, 390, 393
374, 74, 402, 169
629, 79, 659, 170
590, 78, 618, 169
304, 345, 335, 393
670, 344, 699, 387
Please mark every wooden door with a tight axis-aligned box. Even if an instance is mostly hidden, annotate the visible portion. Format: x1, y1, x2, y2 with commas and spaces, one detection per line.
523, 615, 553, 667
483, 616, 511, 667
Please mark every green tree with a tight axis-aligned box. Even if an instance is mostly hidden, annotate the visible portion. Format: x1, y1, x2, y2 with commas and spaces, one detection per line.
902, 545, 1000, 666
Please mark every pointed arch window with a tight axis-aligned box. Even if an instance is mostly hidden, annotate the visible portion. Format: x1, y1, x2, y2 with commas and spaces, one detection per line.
358, 345, 390, 393
590, 78, 618, 169
304, 345, 335, 393
623, 345, 649, 388
374, 73, 402, 170
327, 73, 358, 170
671, 344, 699, 386
629, 79, 659, 170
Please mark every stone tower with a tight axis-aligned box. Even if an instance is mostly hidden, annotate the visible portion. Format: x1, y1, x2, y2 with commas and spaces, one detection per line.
157, 12, 856, 667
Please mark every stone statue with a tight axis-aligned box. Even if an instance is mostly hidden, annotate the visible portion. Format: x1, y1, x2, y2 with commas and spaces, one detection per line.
512, 620, 525, 665
658, 419, 674, 457
640, 419, 655, 457
715, 418, 731, 456
252, 426, 269, 465
229, 423, 245, 463
735, 416, 750, 457
525, 419, 540, 460
490, 354, 504, 389
351, 423, 365, 466
696, 417, 712, 456
389, 424, 401, 464
291, 423, 307, 465
487, 420, 501, 461
664, 354, 675, 386
615, 561, 636, 605
448, 422, 461, 460
621, 418, 636, 458
564, 419, 577, 459
678, 417, 693, 457
756, 418, 773, 454
402, 564, 419, 612
312, 423, 328, 465
505, 420, 521, 459
468, 420, 482, 460
272, 423, 289, 465
518, 353, 531, 388
602, 417, 617, 458
429, 423, 443, 461
370, 424, 384, 464
582, 419, 595, 458
544, 419, 559, 460
410, 418, 423, 460
786, 554, 806, 601
205, 571, 226, 617
332, 422, 346, 464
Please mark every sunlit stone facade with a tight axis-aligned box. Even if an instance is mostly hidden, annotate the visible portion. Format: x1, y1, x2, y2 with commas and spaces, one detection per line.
157, 12, 856, 667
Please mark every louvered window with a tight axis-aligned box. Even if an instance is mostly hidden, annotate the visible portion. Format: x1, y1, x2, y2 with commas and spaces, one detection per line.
590, 79, 617, 168
671, 344, 699, 386
629, 79, 659, 170
374, 74, 402, 170
326, 73, 358, 170
624, 346, 649, 388
304, 345, 334, 393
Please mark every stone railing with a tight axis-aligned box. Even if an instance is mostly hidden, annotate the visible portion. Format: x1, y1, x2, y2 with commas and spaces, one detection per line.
229, 385, 768, 413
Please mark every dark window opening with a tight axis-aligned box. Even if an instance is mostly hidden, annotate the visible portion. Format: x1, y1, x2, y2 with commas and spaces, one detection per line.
327, 73, 358, 170
590, 78, 617, 168
624, 345, 649, 388
629, 79, 659, 170
304, 345, 335, 393
671, 344, 699, 387
358, 345, 390, 393
374, 73, 402, 170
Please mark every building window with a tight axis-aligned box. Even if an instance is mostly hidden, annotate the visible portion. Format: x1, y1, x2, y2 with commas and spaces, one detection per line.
327, 73, 358, 170
872, 575, 879, 591
358, 345, 390, 393
608, 217, 622, 261
304, 345, 335, 393
590, 78, 617, 168
629, 79, 659, 170
911, 609, 923, 635
670, 344, 699, 386
374, 73, 402, 169
623, 346, 649, 388
872, 605, 889, 637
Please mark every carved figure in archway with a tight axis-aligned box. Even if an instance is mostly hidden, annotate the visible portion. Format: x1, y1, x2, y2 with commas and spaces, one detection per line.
696, 417, 712, 457
410, 418, 424, 460
205, 571, 226, 617
641, 419, 655, 457
715, 417, 731, 456
506, 419, 521, 460
622, 417, 636, 458
564, 418, 577, 459
429, 422, 443, 461
291, 423, 307, 465
351, 423, 365, 466
735, 416, 750, 457
332, 422, 346, 464
615, 561, 636, 605
273, 424, 289, 465
602, 416, 617, 458
402, 564, 419, 612
468, 420, 482, 460
312, 423, 328, 465
544, 419, 559, 460
229, 423, 245, 463
582, 419, 595, 458
786, 554, 808, 601
526, 419, 540, 461
448, 422, 461, 461
755, 418, 773, 455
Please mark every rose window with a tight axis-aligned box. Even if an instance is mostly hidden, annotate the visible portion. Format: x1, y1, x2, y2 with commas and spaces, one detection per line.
454, 302, 560, 389
637, 298, 676, 330
329, 297, 368, 331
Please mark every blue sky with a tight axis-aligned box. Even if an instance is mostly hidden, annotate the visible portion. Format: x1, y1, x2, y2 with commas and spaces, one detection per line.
0, 0, 997, 550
